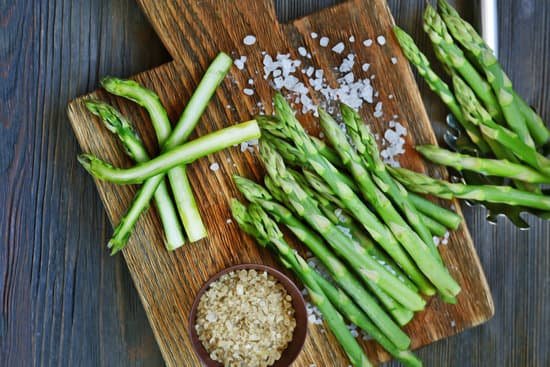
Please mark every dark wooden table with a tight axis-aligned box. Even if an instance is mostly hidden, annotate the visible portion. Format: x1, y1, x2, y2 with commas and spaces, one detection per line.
1, 1, 548, 366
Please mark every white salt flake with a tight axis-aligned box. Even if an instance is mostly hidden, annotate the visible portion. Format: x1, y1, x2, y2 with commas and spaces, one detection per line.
311, 32, 318, 39
391, 56, 398, 64
380, 120, 407, 167
209, 162, 220, 171
362, 63, 370, 72
226, 218, 232, 224
377, 35, 386, 45
339, 54, 355, 73
298, 46, 307, 57
349, 35, 355, 42
248, 78, 254, 85
319, 36, 330, 47
243, 88, 254, 96
243, 35, 256, 45
332, 42, 345, 54
363, 39, 373, 47
234, 56, 247, 70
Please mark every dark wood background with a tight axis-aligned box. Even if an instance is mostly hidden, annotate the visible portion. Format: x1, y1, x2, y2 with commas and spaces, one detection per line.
1, 0, 548, 366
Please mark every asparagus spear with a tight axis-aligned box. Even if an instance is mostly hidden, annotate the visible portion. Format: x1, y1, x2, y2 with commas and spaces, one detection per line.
389, 167, 550, 210
319, 108, 459, 300
423, 4, 504, 124
78, 120, 260, 183
408, 193, 461, 230
393, 26, 490, 153
340, 105, 442, 261
230, 201, 373, 367
453, 74, 550, 175
264, 96, 435, 294
417, 145, 550, 184
312, 274, 422, 367
438, 0, 549, 146
85, 101, 185, 249
286, 169, 417, 324
233, 176, 414, 338
101, 77, 206, 241
259, 141, 428, 311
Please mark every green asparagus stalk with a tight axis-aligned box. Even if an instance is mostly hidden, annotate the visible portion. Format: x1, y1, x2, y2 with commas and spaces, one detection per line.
417, 145, 550, 184
390, 167, 550, 210
393, 26, 490, 153
85, 101, 185, 249
286, 169, 416, 324
312, 274, 422, 367
230, 201, 373, 367
340, 105, 442, 262
423, 4, 504, 124
259, 141, 427, 311
438, 0, 549, 146
453, 74, 550, 175
408, 193, 461, 230
78, 120, 260, 183
233, 176, 414, 339
319, 108, 459, 300
267, 95, 435, 296
101, 77, 206, 241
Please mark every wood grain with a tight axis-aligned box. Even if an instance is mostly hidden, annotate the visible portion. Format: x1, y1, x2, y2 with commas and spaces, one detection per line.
65, 0, 494, 365
2, 1, 549, 366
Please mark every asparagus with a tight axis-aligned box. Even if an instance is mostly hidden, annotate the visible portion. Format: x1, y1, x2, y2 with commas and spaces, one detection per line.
313, 274, 422, 367
78, 120, 260, 183
423, 4, 503, 124
340, 105, 441, 262
390, 167, 550, 210
438, 0, 549, 146
286, 169, 417, 324
233, 176, 414, 340
453, 74, 550, 175
85, 101, 185, 249
393, 26, 490, 153
408, 193, 461, 230
319, 108, 460, 300
101, 77, 206, 241
417, 145, 550, 184
267, 95, 435, 296
230, 201, 373, 367
259, 141, 428, 311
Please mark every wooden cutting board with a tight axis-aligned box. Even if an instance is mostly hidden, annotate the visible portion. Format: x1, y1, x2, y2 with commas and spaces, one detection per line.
67, 0, 494, 365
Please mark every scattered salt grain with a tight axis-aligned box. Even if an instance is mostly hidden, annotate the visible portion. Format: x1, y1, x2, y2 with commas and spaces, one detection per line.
332, 42, 345, 54
243, 35, 256, 45
388, 94, 394, 99
234, 56, 247, 70
243, 88, 254, 96
209, 162, 220, 171
441, 231, 450, 245
248, 78, 254, 85
347, 323, 359, 338
451, 320, 456, 327
349, 35, 355, 42
298, 46, 308, 57
363, 39, 373, 47
377, 35, 386, 45
362, 63, 370, 72
433, 236, 441, 247
339, 53, 355, 73
226, 218, 232, 224
391, 56, 398, 64
311, 32, 318, 39
373, 101, 383, 118
319, 36, 330, 47
380, 120, 407, 167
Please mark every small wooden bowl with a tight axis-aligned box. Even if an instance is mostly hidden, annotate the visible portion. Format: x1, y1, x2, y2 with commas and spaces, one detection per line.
188, 263, 308, 367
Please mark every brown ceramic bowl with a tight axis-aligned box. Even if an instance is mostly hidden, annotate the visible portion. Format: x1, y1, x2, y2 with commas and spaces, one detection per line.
188, 263, 308, 367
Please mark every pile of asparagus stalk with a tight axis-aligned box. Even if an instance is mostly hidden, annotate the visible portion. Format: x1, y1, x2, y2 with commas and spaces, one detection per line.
392, 1, 550, 218
79, 53, 261, 254
231, 93, 465, 367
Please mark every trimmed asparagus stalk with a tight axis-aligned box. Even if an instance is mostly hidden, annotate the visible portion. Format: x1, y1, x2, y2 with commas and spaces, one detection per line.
230, 201, 373, 367
417, 145, 550, 184
390, 167, 550, 210
85, 101, 185, 249
408, 193, 461, 230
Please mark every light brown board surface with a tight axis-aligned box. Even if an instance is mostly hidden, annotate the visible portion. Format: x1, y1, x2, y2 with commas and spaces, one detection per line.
67, 0, 494, 365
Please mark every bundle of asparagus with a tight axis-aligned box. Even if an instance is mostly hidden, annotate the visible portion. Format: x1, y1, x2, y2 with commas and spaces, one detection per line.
393, 1, 550, 225
231, 93, 465, 366
78, 53, 261, 253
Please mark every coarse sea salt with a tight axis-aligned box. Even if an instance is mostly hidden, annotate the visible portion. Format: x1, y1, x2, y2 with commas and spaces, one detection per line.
234, 56, 247, 70
209, 162, 220, 171
311, 32, 318, 39
332, 42, 345, 54
362, 63, 370, 72
243, 35, 256, 45
377, 35, 386, 45
363, 38, 373, 47
349, 35, 355, 42
380, 120, 407, 167
298, 46, 307, 57
243, 88, 254, 96
391, 56, 398, 64
319, 36, 330, 47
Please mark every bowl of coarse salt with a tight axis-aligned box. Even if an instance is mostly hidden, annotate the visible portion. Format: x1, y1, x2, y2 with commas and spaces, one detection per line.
188, 263, 308, 367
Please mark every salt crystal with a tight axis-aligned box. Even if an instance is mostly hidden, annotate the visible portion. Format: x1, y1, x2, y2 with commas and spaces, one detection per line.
362, 63, 370, 72
209, 162, 220, 171
363, 39, 373, 47
243, 35, 256, 45
332, 42, 345, 54
349, 35, 355, 42
243, 88, 254, 96
388, 94, 394, 99
248, 78, 254, 85
377, 35, 386, 45
234, 56, 247, 70
298, 46, 307, 57
319, 36, 329, 47
451, 320, 456, 327
391, 56, 398, 64
311, 32, 318, 39
433, 236, 441, 247
339, 54, 355, 73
